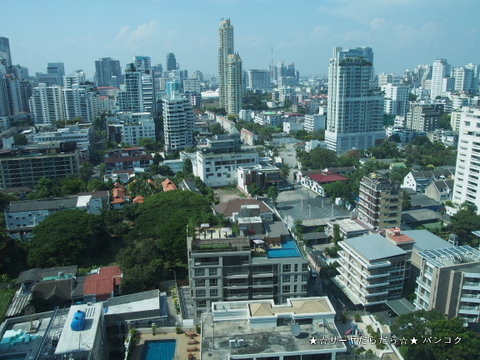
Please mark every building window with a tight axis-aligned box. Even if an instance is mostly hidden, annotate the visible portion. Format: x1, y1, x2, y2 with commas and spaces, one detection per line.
282, 285, 291, 293
210, 289, 218, 297
283, 275, 290, 282
209, 268, 217, 276
195, 269, 205, 277
210, 279, 218, 286
195, 279, 205, 287
196, 290, 206, 297
283, 264, 291, 272
302, 264, 308, 272
197, 300, 206, 308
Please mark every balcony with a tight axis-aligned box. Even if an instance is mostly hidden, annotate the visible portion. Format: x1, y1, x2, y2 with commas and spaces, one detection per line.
463, 282, 480, 290
252, 292, 274, 299
364, 290, 389, 298
461, 293, 480, 303
225, 272, 249, 278
226, 294, 249, 301
459, 305, 480, 316
362, 271, 390, 279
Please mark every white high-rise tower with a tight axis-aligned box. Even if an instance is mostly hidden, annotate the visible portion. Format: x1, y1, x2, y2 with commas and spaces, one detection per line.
325, 47, 384, 153
218, 19, 235, 113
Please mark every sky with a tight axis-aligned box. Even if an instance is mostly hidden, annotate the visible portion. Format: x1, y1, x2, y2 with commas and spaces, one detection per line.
3, 0, 479, 80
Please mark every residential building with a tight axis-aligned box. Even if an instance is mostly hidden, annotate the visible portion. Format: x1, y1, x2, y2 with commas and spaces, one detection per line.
161, 178, 177, 192
83, 266, 122, 303
402, 167, 455, 194
425, 179, 454, 202
326, 217, 372, 239
213, 199, 274, 222
28, 83, 64, 124
452, 107, 480, 211
201, 297, 346, 360
406, 103, 444, 132
104, 147, 153, 174
304, 113, 326, 132
336, 233, 408, 307
46, 62, 65, 86
183, 79, 201, 93
5, 191, 109, 240
0, 73, 31, 117
193, 151, 258, 187
386, 126, 426, 143
226, 53, 243, 115
218, 19, 234, 112
0, 142, 80, 189
382, 83, 409, 117
188, 224, 309, 319
115, 114, 156, 147
62, 84, 96, 122
94, 57, 122, 88
454, 66, 476, 93
254, 111, 284, 126
427, 129, 459, 148
431, 59, 451, 99
357, 174, 403, 229
240, 128, 256, 145
414, 245, 480, 323
237, 163, 282, 194
282, 120, 303, 133
298, 171, 348, 197
162, 95, 194, 152
117, 63, 155, 116
325, 47, 385, 153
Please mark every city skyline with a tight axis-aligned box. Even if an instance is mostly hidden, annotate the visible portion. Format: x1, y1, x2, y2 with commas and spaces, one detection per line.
2, 0, 479, 78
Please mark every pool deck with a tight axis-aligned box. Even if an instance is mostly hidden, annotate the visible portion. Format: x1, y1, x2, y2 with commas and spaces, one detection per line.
129, 327, 200, 360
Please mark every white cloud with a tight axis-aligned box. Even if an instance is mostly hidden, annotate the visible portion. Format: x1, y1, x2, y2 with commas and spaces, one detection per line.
115, 21, 161, 49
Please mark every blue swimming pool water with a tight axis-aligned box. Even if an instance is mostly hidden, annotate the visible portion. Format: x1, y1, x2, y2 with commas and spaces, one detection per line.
266, 239, 301, 258
141, 339, 176, 360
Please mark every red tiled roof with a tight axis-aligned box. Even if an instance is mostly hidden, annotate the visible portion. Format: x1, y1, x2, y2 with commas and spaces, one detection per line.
307, 172, 348, 183
133, 196, 144, 204
162, 178, 177, 192
83, 266, 122, 301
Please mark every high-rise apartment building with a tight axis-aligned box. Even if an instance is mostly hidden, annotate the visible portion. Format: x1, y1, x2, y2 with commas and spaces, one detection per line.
226, 53, 242, 115
0, 74, 30, 116
162, 95, 194, 153
218, 19, 235, 112
454, 66, 475, 94
63, 85, 96, 122
357, 173, 403, 229
452, 107, 480, 212
117, 61, 155, 116
430, 59, 450, 99
94, 58, 122, 88
382, 83, 409, 117
29, 83, 64, 124
0, 37, 12, 69
165, 53, 177, 72
325, 47, 384, 153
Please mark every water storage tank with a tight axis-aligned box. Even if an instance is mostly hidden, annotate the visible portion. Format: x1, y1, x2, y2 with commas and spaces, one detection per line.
71, 310, 86, 331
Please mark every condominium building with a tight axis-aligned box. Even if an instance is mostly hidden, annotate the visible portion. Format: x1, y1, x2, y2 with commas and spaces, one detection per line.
0, 143, 80, 188
325, 47, 385, 153
188, 225, 308, 319
382, 83, 409, 117
162, 95, 194, 152
194, 151, 258, 187
430, 59, 450, 99
414, 245, 480, 323
117, 64, 155, 116
226, 53, 243, 115
406, 103, 444, 132
165, 53, 177, 72
46, 62, 65, 86
201, 297, 346, 360
28, 84, 64, 124
357, 174, 403, 229
336, 233, 408, 307
452, 107, 480, 211
247, 69, 270, 90
0, 37, 12, 69
62, 85, 96, 122
218, 19, 234, 111
120, 118, 156, 146
304, 113, 326, 132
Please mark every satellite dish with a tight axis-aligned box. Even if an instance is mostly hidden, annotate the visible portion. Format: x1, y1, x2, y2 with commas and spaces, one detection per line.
291, 324, 301, 337
308, 325, 317, 335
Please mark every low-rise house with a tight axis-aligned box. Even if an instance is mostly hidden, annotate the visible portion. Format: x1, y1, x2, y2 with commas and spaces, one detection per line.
161, 178, 177, 192
83, 266, 122, 303
402, 167, 455, 194
425, 179, 454, 202
104, 147, 153, 174
111, 183, 130, 209
297, 170, 348, 197
213, 199, 275, 222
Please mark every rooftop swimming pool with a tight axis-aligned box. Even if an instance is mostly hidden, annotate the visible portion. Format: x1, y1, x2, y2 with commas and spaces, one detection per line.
265, 239, 301, 258
141, 339, 176, 360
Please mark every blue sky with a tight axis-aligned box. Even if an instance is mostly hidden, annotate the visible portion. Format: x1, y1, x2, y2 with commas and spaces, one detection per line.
3, 0, 479, 79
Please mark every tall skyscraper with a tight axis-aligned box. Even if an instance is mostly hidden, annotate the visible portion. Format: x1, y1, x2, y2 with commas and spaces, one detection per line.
430, 59, 450, 99
325, 47, 384, 153
0, 37, 12, 69
94, 58, 122, 88
117, 61, 155, 116
226, 53, 243, 115
47, 63, 65, 86
163, 95, 194, 153
218, 19, 234, 111
166, 53, 177, 72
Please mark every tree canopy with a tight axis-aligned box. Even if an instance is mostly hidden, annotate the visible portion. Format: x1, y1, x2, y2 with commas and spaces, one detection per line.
27, 210, 109, 268
391, 310, 480, 360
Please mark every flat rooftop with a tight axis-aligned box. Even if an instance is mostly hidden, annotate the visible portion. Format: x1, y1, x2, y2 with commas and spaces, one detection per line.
418, 245, 480, 268
341, 234, 406, 262
405, 229, 454, 252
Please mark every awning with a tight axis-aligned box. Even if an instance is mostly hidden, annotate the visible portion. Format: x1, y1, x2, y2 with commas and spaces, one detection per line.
253, 239, 265, 245
386, 298, 416, 316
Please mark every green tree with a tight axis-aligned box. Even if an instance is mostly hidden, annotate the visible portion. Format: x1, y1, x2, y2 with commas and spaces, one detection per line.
78, 162, 94, 182
247, 183, 264, 198
60, 178, 86, 195
449, 203, 480, 246
391, 310, 480, 360
27, 178, 62, 199
267, 186, 279, 207
280, 163, 290, 179
13, 134, 28, 146
138, 137, 161, 151
27, 210, 108, 268
86, 179, 111, 192
183, 158, 193, 174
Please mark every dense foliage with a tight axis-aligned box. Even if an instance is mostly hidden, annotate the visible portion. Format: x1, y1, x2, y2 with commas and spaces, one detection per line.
391, 310, 480, 360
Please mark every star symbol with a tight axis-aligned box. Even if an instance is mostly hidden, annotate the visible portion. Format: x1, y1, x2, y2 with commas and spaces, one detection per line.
410, 337, 418, 345
400, 337, 408, 345
310, 336, 317, 345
